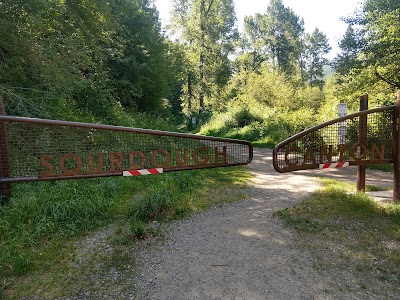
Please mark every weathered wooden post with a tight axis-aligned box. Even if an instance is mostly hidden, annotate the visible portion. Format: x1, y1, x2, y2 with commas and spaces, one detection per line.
0, 96, 11, 204
357, 94, 368, 192
394, 91, 400, 201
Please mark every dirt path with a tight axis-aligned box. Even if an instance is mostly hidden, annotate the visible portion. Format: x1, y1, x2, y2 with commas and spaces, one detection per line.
133, 148, 393, 299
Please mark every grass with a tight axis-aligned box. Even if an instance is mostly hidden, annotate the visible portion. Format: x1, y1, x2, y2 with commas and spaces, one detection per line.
252, 138, 276, 148
316, 177, 392, 192
367, 163, 393, 173
1, 166, 251, 298
275, 178, 400, 297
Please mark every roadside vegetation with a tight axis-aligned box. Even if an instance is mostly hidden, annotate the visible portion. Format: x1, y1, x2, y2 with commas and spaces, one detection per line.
1, 166, 251, 298
276, 179, 400, 297
2, 0, 399, 146
198, 99, 317, 148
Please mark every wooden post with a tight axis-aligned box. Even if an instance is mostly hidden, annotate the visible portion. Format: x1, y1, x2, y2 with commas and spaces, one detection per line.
0, 96, 11, 205
357, 94, 368, 192
394, 91, 400, 201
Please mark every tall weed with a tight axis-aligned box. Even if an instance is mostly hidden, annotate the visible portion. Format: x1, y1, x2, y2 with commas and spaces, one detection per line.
129, 188, 175, 221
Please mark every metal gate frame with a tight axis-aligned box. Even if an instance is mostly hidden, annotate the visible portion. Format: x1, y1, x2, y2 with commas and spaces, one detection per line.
0, 97, 253, 204
273, 92, 400, 202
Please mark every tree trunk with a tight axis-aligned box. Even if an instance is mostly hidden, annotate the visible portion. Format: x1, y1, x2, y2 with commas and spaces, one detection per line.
199, 0, 206, 111
187, 72, 193, 110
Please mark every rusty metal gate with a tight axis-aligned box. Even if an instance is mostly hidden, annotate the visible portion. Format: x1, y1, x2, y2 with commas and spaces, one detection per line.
0, 98, 253, 202
273, 105, 394, 172
273, 92, 400, 201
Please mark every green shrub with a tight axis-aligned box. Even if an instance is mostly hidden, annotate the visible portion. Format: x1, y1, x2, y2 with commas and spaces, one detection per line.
233, 107, 263, 127
199, 102, 316, 145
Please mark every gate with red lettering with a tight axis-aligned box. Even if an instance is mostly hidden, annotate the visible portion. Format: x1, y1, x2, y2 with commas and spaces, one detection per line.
273, 105, 394, 172
273, 92, 400, 201
0, 98, 253, 203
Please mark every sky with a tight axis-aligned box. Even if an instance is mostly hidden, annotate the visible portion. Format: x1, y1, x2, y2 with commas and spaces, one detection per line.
154, 0, 362, 60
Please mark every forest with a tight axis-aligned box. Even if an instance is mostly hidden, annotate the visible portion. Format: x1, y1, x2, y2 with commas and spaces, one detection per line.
1, 0, 399, 143
1, 0, 400, 291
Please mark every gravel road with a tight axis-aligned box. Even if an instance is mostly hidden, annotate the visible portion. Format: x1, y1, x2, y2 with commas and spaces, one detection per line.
133, 148, 393, 300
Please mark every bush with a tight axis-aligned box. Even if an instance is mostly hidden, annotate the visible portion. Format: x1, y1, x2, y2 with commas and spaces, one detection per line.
199, 101, 316, 145
233, 107, 263, 127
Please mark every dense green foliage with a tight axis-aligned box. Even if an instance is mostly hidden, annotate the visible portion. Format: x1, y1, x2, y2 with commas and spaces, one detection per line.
0, 0, 177, 121
333, 0, 400, 106
199, 100, 316, 147
1, 0, 399, 134
194, 0, 400, 143
171, 0, 238, 113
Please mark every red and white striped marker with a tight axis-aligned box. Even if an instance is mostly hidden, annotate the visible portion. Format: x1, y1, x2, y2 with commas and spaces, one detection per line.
123, 168, 163, 176
319, 162, 349, 169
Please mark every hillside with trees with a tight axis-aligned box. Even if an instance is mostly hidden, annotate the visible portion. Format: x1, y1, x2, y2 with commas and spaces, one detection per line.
1, 0, 398, 137
0, 0, 176, 124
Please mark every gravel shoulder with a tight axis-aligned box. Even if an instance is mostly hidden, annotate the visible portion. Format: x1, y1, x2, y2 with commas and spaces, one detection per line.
132, 148, 393, 299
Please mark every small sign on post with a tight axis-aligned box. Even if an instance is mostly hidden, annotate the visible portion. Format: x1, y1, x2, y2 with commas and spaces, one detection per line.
338, 101, 348, 117
338, 100, 347, 145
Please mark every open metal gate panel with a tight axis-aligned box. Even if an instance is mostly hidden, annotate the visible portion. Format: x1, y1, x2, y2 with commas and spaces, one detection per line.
0, 116, 253, 183
273, 105, 395, 173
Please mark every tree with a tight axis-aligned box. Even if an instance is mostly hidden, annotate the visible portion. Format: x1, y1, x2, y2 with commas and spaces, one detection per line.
0, 0, 116, 118
264, 0, 304, 76
107, 0, 169, 112
235, 0, 304, 77
170, 0, 238, 113
335, 0, 400, 89
163, 40, 187, 119
235, 14, 269, 73
302, 28, 331, 88
334, 25, 364, 75
240, 66, 294, 108
0, 0, 171, 119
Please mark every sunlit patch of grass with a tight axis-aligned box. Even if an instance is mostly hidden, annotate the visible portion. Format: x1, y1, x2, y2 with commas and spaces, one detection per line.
365, 185, 392, 192
252, 138, 276, 148
317, 177, 392, 192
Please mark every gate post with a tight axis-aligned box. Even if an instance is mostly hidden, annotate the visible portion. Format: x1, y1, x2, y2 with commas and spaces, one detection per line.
394, 91, 400, 201
0, 96, 11, 205
357, 94, 368, 192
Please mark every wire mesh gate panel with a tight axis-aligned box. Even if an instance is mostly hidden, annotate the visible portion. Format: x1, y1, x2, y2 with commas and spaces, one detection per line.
0, 116, 253, 183
273, 106, 395, 173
